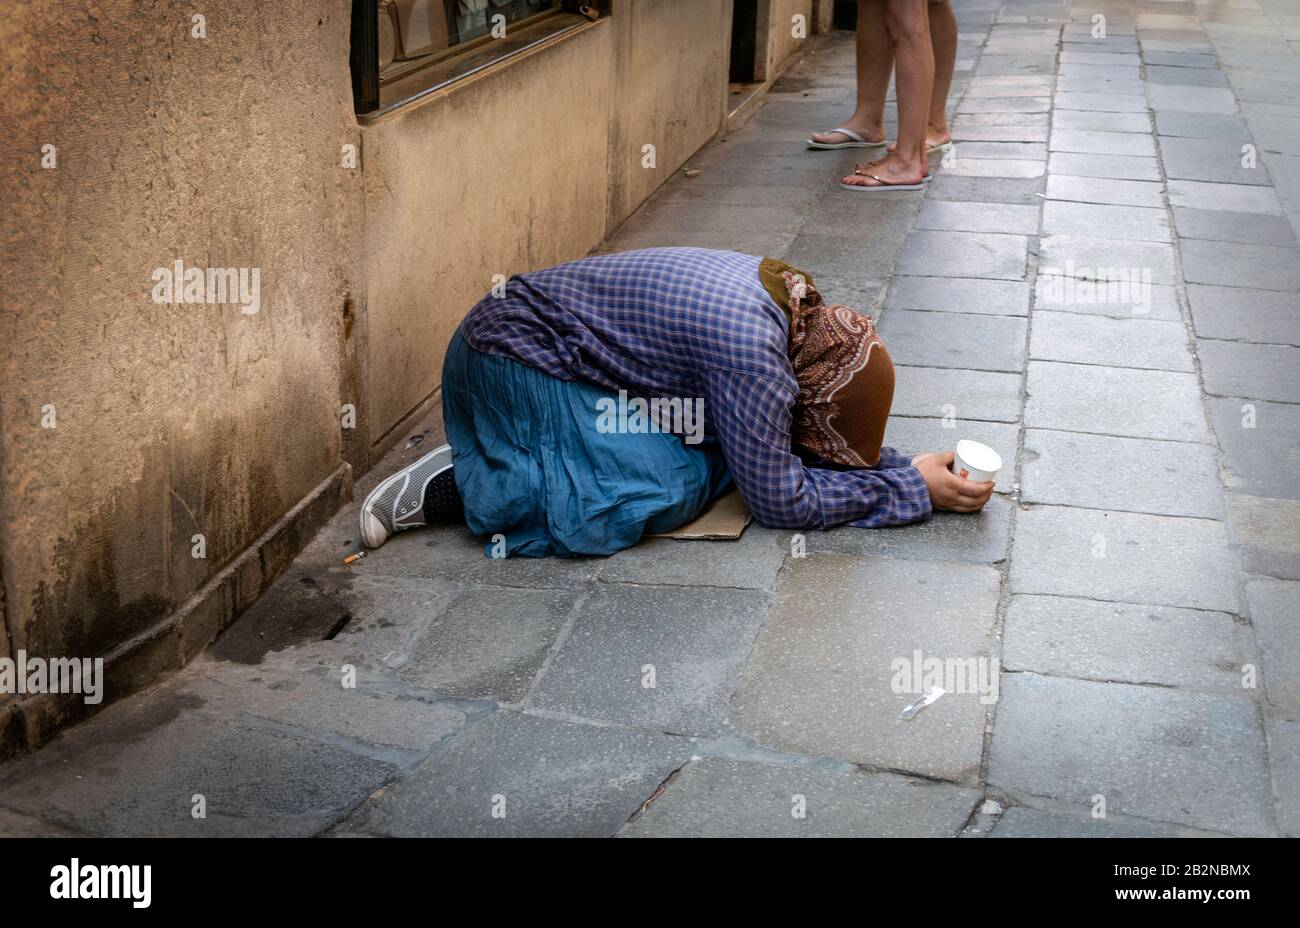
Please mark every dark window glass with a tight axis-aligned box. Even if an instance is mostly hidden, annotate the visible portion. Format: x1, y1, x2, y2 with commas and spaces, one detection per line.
379, 1, 563, 81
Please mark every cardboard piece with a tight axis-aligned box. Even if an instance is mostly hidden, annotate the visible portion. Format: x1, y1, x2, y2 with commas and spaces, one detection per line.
649, 489, 752, 540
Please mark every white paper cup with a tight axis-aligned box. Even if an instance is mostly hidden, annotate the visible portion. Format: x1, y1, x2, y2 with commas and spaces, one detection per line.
953, 439, 1001, 483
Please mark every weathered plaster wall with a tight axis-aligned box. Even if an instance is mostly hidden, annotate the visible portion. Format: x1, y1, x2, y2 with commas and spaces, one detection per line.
764, 0, 817, 81
0, 0, 365, 719
0, 0, 815, 752
605, 0, 731, 231
362, 20, 613, 443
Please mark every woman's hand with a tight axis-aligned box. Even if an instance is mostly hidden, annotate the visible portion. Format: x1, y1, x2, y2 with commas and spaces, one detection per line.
911, 451, 995, 513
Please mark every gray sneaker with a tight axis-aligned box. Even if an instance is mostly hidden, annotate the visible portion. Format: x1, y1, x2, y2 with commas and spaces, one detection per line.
359, 444, 455, 548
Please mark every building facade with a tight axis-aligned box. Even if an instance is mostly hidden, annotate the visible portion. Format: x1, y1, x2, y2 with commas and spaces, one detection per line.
0, 0, 829, 755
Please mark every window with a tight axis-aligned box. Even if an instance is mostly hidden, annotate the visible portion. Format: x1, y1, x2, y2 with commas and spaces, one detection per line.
351, 1, 607, 119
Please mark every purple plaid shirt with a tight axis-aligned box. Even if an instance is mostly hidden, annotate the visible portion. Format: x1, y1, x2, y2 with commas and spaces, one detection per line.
458, 247, 932, 530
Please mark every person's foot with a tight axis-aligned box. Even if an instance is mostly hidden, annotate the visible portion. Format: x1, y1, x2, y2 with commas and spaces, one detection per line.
886, 128, 952, 155
360, 444, 458, 548
841, 153, 928, 188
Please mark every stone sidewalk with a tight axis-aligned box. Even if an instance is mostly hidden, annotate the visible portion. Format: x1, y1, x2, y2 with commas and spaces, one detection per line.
2, 0, 1298, 838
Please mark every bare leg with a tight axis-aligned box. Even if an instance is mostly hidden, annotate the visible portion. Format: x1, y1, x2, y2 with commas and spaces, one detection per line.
843, 0, 932, 185
810, 0, 892, 146
927, 0, 957, 144
880, 0, 955, 154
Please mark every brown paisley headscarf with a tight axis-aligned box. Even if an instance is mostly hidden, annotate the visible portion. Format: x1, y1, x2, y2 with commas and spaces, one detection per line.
761, 260, 895, 468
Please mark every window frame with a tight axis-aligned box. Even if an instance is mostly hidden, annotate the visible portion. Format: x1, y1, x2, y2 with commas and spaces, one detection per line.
351, 0, 609, 119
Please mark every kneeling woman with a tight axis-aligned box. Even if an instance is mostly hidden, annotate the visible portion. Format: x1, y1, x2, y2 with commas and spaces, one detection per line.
360, 247, 993, 555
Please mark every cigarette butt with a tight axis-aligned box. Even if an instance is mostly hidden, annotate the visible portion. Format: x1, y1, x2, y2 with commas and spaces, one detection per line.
685, 168, 701, 178
343, 551, 367, 564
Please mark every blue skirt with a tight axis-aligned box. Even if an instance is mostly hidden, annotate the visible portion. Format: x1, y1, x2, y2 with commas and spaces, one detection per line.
441, 330, 733, 557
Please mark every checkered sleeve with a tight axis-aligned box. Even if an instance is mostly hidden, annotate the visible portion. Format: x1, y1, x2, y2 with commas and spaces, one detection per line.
700, 370, 933, 530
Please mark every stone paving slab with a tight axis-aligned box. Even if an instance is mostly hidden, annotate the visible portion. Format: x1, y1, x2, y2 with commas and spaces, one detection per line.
0, 683, 398, 837
988, 673, 1275, 836
1267, 718, 1300, 837
321, 522, 600, 590
1197, 340, 1300, 403
0, 807, 85, 838
184, 658, 470, 751
528, 583, 769, 736
966, 83, 1053, 100
1145, 65, 1229, 87
1180, 240, 1300, 291
1245, 107, 1300, 153
879, 310, 1027, 372
1228, 494, 1300, 581
1021, 428, 1224, 519
957, 96, 1051, 114
1010, 505, 1239, 612
1042, 201, 1172, 242
1056, 91, 1150, 112
397, 586, 578, 702
1158, 136, 1271, 186
953, 111, 1050, 129
927, 174, 1047, 204
893, 365, 1023, 422
897, 230, 1030, 279
621, 757, 980, 838
729, 555, 1000, 783
1033, 276, 1182, 320
1246, 578, 1300, 714
1030, 311, 1193, 371
1173, 207, 1297, 246
612, 224, 797, 257
1056, 77, 1146, 98
1057, 64, 1142, 84
1049, 128, 1156, 157
783, 231, 901, 281
598, 528, 787, 591
1045, 174, 1165, 208
242, 573, 459, 679
1001, 594, 1244, 690
987, 805, 1214, 837
1025, 361, 1210, 443
886, 275, 1030, 315
1189, 284, 1300, 344
952, 122, 1050, 142
1038, 234, 1177, 285
349, 711, 690, 837
816, 274, 888, 314
804, 190, 920, 234
622, 197, 808, 237
1059, 50, 1140, 67
1148, 83, 1239, 114
945, 158, 1046, 178
1209, 397, 1300, 500
796, 493, 1013, 565
980, 54, 1060, 76
1154, 109, 1252, 141
1047, 151, 1162, 181
1143, 51, 1219, 70
1167, 178, 1283, 214
1052, 109, 1151, 133
915, 198, 1041, 234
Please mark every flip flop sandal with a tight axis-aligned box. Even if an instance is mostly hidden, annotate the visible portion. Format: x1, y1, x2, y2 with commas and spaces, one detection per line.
807, 127, 887, 150
840, 172, 930, 191
847, 164, 934, 184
